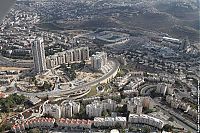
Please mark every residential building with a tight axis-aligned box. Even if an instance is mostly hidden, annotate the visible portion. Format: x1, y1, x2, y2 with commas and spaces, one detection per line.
32, 37, 47, 74
123, 77, 145, 95
188, 109, 197, 119
61, 101, 80, 118
128, 114, 164, 129
178, 102, 191, 112
127, 97, 154, 114
57, 118, 93, 129
27, 97, 41, 105
86, 99, 117, 117
91, 52, 107, 70
114, 74, 131, 88
11, 118, 55, 133
166, 95, 181, 109
0, 92, 8, 98
142, 97, 154, 109
94, 116, 126, 128
156, 83, 168, 95
102, 99, 117, 111
86, 101, 102, 117
44, 104, 61, 119
46, 47, 89, 69
170, 99, 180, 109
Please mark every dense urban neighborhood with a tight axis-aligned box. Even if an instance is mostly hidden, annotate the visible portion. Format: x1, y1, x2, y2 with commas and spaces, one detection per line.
0, 0, 199, 133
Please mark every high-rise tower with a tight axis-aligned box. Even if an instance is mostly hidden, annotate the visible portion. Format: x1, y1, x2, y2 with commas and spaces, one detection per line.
32, 37, 47, 74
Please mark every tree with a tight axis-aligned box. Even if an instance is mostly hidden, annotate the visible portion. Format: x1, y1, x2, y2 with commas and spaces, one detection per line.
102, 110, 109, 117
0, 123, 12, 132
0, 94, 26, 113
43, 81, 52, 90
11, 93, 25, 105
74, 104, 88, 119
122, 104, 127, 112
129, 127, 137, 132
143, 126, 151, 133
112, 96, 122, 103
116, 104, 127, 113
162, 124, 173, 132
28, 128, 41, 133
168, 116, 174, 122
80, 60, 86, 68
143, 107, 154, 114
115, 122, 122, 129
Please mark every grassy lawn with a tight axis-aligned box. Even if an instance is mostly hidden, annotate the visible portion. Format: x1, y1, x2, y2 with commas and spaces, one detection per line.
85, 86, 97, 97
116, 69, 126, 77
104, 84, 112, 94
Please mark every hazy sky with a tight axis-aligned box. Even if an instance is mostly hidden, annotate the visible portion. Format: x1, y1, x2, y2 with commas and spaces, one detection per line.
0, 0, 15, 23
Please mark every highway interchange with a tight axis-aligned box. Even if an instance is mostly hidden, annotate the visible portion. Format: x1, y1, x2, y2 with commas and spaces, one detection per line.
17, 59, 120, 98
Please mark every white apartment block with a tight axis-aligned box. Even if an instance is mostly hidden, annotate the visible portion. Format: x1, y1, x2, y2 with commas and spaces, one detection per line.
46, 47, 89, 69
166, 95, 197, 117
115, 116, 127, 127
86, 101, 103, 117
188, 109, 198, 118
44, 104, 61, 119
102, 99, 117, 111
156, 83, 173, 95
61, 101, 80, 118
166, 95, 181, 109
179, 102, 191, 112
91, 52, 107, 70
113, 74, 132, 88
86, 99, 117, 117
127, 97, 154, 114
128, 114, 164, 129
166, 95, 173, 104
93, 117, 104, 127
156, 83, 168, 95
123, 78, 145, 95
94, 116, 126, 128
32, 37, 47, 74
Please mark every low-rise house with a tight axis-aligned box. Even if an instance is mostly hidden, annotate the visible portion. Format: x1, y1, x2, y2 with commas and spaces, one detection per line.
11, 117, 55, 133
57, 118, 93, 129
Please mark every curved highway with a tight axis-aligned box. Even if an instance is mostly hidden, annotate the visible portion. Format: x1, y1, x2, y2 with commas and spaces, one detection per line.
18, 59, 120, 98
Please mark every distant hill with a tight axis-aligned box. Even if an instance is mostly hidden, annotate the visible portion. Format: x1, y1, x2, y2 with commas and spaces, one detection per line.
34, 0, 199, 43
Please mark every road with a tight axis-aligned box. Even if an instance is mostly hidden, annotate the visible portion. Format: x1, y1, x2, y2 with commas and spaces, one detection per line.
154, 101, 197, 133
0, 55, 15, 66
0, 55, 33, 68
18, 59, 120, 98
